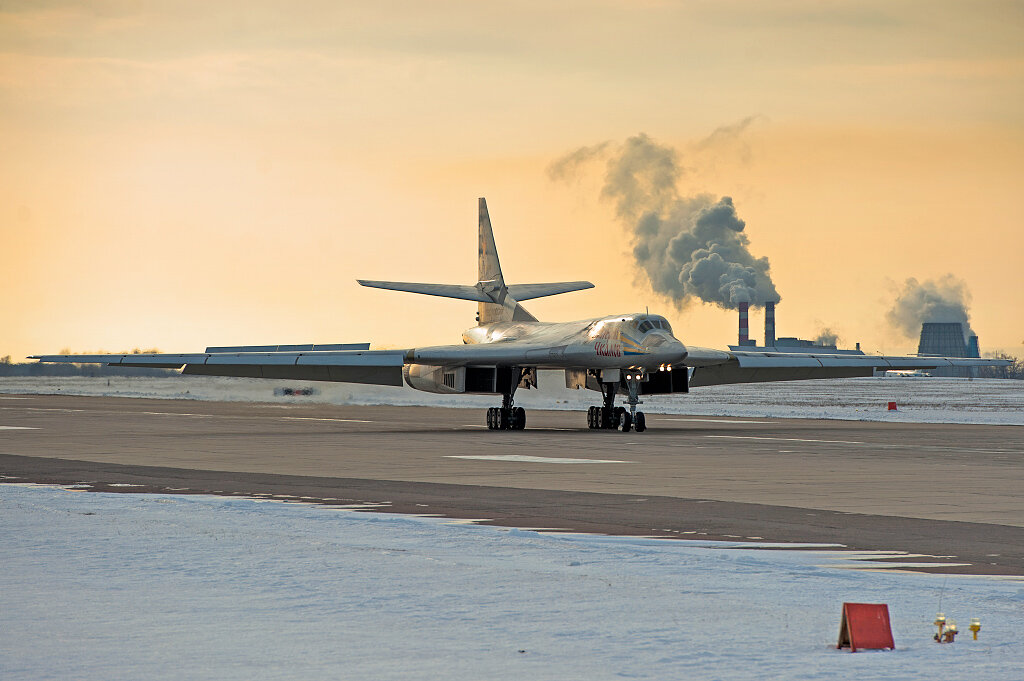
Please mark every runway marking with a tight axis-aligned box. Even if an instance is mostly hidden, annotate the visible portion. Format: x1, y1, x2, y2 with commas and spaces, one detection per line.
1, 407, 85, 413
281, 417, 374, 424
140, 411, 216, 418
0, 397, 30, 400
660, 418, 775, 424
461, 425, 577, 431
446, 455, 630, 464
704, 435, 865, 445
0, 426, 39, 430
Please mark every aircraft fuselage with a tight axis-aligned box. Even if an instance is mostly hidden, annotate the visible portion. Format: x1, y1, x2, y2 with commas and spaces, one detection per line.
446, 312, 688, 371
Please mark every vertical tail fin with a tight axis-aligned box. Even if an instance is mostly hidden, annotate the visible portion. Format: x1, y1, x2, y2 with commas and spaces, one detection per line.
478, 197, 503, 284
478, 198, 529, 323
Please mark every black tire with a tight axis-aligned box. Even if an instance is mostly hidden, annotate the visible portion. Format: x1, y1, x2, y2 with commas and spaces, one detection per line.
635, 411, 646, 432
514, 406, 526, 430
587, 407, 594, 429
620, 411, 633, 433
486, 407, 495, 430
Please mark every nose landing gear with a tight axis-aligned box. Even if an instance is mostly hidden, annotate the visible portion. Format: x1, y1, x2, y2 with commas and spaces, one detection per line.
623, 371, 647, 433
587, 375, 647, 432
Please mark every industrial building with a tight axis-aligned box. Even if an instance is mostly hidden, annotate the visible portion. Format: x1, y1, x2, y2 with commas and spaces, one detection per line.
729, 301, 865, 355
727, 305, 985, 378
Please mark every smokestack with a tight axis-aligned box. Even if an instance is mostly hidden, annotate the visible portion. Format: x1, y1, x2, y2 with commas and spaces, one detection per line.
738, 302, 749, 345
764, 301, 776, 347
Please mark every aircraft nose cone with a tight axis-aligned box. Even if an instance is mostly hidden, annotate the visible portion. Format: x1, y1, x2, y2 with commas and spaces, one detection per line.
644, 334, 687, 364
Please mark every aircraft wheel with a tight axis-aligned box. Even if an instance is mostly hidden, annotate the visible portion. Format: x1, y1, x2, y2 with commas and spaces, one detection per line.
498, 408, 509, 431
587, 407, 594, 429
634, 411, 646, 432
514, 406, 526, 430
602, 407, 615, 429
486, 407, 495, 430
620, 411, 633, 433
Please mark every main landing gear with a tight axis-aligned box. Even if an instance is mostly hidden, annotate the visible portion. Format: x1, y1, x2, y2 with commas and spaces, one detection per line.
486, 405, 525, 430
485, 369, 527, 430
587, 374, 647, 433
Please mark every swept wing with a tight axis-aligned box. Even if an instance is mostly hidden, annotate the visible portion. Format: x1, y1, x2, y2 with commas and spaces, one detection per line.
685, 347, 1004, 387
31, 349, 408, 386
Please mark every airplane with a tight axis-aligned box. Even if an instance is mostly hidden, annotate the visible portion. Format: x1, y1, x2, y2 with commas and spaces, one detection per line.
31, 198, 1008, 433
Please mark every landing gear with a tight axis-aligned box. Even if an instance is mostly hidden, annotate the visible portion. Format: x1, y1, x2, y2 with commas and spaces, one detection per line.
623, 371, 645, 433
485, 369, 527, 431
486, 405, 525, 430
587, 373, 648, 432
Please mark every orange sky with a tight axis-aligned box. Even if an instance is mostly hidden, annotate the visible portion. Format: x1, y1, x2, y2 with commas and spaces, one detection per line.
3, 1, 1022, 359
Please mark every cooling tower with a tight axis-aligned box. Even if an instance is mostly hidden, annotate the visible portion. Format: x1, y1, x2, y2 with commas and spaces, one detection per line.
967, 335, 980, 358
918, 322, 969, 377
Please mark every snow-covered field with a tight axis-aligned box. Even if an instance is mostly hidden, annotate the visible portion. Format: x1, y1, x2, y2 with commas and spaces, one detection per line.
2, 373, 1022, 425
1, 484, 1021, 680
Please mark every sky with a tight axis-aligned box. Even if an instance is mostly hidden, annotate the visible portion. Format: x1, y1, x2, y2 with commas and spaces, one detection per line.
2, 1, 1023, 359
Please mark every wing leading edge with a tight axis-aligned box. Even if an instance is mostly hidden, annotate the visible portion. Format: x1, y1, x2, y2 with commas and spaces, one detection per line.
686, 348, 1009, 387
30, 349, 408, 386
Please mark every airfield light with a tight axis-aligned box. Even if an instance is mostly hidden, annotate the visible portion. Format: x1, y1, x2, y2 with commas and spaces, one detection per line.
934, 615, 958, 643
969, 618, 981, 640
934, 613, 946, 638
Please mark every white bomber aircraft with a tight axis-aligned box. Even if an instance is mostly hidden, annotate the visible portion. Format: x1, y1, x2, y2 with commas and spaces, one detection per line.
32, 199, 1007, 433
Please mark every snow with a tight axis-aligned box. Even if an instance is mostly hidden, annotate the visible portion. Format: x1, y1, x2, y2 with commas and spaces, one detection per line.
2, 372, 1022, 425
1, 484, 1022, 680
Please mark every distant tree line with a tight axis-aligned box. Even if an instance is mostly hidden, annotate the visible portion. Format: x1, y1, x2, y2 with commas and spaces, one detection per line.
976, 353, 1024, 379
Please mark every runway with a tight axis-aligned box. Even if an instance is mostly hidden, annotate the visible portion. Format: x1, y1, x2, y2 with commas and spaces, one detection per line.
2, 394, 1022, 575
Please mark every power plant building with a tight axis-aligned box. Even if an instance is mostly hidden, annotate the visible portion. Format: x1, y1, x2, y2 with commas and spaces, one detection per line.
725, 306, 986, 377
917, 322, 979, 377
728, 302, 865, 355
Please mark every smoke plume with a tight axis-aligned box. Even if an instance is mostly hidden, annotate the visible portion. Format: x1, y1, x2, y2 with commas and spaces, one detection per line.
886, 275, 974, 339
815, 328, 840, 346
549, 133, 779, 309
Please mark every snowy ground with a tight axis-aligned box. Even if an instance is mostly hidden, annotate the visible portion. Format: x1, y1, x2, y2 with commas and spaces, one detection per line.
2, 373, 1022, 425
1, 484, 1021, 680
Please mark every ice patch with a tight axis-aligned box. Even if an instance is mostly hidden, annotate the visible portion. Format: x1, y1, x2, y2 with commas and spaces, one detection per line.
1, 484, 1022, 680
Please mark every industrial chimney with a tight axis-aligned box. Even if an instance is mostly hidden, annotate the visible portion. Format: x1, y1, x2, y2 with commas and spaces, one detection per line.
738, 301, 749, 345
764, 301, 776, 347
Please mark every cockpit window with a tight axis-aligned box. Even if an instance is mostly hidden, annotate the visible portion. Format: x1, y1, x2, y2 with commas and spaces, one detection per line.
638, 317, 672, 334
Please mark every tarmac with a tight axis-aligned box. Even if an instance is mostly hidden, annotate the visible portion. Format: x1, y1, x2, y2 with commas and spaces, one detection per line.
2, 394, 1022, 575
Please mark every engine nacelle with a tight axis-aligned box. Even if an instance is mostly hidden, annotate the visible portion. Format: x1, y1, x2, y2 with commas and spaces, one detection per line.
403, 364, 466, 394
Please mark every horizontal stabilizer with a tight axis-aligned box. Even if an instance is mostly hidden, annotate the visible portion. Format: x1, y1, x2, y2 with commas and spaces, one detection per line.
357, 280, 491, 302
506, 281, 594, 301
